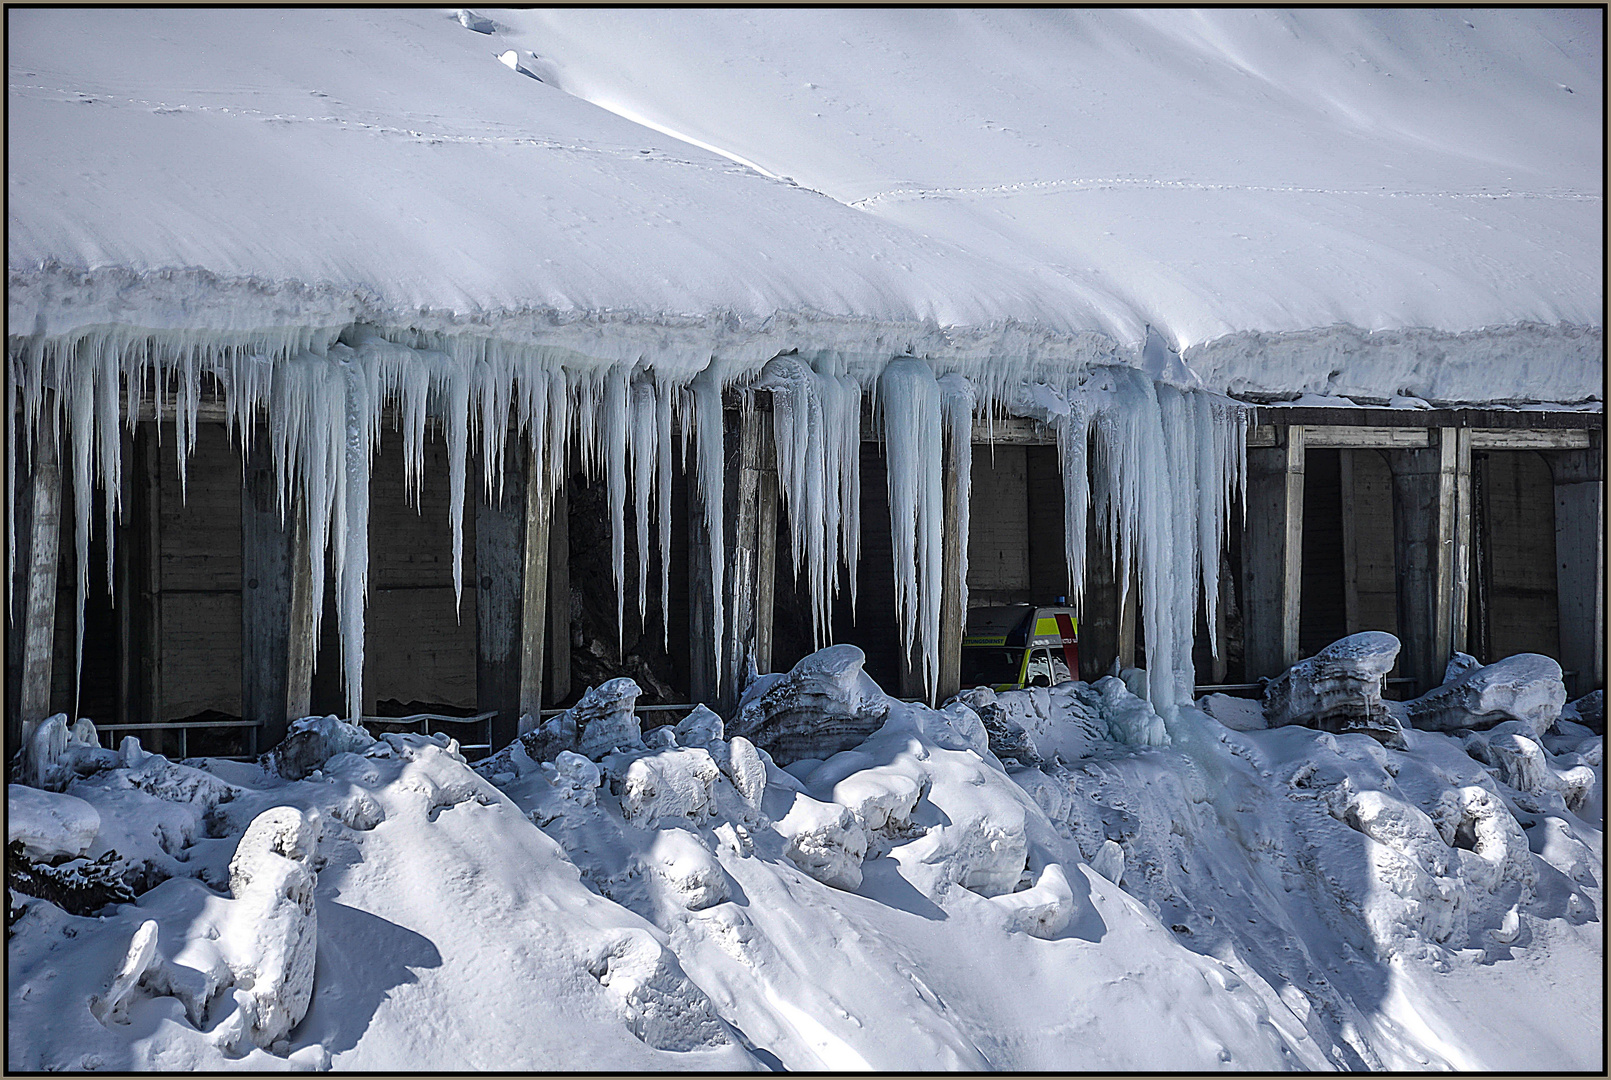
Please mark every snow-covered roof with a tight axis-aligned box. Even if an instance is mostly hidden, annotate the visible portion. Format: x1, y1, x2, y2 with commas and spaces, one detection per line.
7, 8, 1604, 400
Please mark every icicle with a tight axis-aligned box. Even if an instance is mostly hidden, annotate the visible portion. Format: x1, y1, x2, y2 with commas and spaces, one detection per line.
603, 367, 631, 651
68, 348, 94, 718
655, 374, 674, 649
630, 375, 656, 625
878, 358, 944, 703
689, 366, 726, 694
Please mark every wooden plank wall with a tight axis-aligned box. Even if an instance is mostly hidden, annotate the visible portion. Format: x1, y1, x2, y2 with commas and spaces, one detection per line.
1478, 450, 1560, 662
965, 444, 1030, 605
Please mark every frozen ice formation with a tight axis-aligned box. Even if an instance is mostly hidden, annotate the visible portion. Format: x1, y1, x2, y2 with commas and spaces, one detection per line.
1462, 722, 1596, 813
643, 828, 730, 910
220, 807, 320, 1052
23, 714, 120, 791
1093, 676, 1170, 747
581, 929, 734, 1052
7, 300, 1250, 734
7, 785, 100, 860
990, 862, 1076, 938
673, 705, 725, 746
730, 645, 890, 764
266, 714, 377, 780
765, 784, 870, 891
954, 687, 1043, 767
1406, 653, 1567, 737
90, 920, 161, 1026
1264, 632, 1406, 747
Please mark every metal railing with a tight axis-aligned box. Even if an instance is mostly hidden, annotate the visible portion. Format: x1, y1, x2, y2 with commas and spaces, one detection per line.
95, 718, 262, 761
360, 710, 497, 759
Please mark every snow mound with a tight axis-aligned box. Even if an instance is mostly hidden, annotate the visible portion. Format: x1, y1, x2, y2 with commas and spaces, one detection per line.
8, 785, 100, 860
1406, 653, 1567, 737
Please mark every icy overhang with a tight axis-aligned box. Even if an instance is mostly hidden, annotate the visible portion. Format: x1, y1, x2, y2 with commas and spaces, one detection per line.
6, 8, 1604, 405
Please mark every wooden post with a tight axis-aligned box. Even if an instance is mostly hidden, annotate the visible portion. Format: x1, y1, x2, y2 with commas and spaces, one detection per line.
1118, 563, 1139, 671
517, 441, 550, 729
1387, 428, 1469, 695
1545, 442, 1604, 695
1242, 425, 1304, 678
476, 436, 526, 752
936, 417, 964, 703
285, 495, 314, 723
688, 459, 718, 707
12, 406, 62, 748
720, 401, 777, 712
131, 421, 165, 743
241, 436, 312, 749
1339, 449, 1361, 634
546, 467, 571, 706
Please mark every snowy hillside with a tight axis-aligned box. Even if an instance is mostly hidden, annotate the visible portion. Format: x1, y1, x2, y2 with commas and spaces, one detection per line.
7, 645, 1603, 1070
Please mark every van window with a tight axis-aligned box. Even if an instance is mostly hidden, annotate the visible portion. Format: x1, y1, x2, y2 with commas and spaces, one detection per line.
961, 648, 1023, 688
1025, 650, 1053, 687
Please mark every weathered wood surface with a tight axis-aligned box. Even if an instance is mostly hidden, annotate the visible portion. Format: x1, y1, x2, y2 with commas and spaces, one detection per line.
1545, 444, 1605, 695
14, 406, 62, 742
1242, 426, 1305, 678
518, 440, 550, 726
546, 471, 571, 706
1387, 428, 1472, 695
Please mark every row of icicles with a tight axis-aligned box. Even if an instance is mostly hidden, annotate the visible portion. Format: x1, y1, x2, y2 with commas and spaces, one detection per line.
7, 325, 1247, 724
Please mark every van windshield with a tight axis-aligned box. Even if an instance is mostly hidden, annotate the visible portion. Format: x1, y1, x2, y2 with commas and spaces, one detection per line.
961, 647, 1022, 688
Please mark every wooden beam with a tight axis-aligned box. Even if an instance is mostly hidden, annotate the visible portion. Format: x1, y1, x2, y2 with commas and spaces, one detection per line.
720, 403, 777, 711
1242, 425, 1304, 678
1339, 449, 1361, 634
1386, 428, 1471, 694
1545, 444, 1605, 695
475, 441, 525, 751
546, 468, 571, 706
14, 406, 62, 743
1470, 429, 1593, 450
240, 434, 312, 748
134, 422, 164, 740
517, 439, 550, 729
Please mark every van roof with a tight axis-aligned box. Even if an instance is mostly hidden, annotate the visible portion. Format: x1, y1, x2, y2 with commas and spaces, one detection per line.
963, 606, 1077, 647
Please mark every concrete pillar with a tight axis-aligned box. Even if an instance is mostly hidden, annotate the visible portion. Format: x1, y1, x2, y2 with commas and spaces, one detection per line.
1243, 425, 1304, 679
1387, 428, 1471, 695
9, 406, 62, 750
1545, 444, 1604, 695
242, 437, 314, 749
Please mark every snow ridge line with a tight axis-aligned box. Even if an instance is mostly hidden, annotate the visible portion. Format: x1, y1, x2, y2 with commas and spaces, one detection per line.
850, 177, 1602, 209
5, 83, 762, 173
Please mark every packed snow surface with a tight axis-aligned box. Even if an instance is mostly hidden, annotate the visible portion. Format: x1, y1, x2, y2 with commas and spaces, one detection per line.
7, 8, 1603, 398
8, 647, 1602, 1071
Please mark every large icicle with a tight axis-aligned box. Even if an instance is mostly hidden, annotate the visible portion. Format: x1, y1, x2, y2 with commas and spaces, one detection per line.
688, 366, 726, 694
878, 358, 944, 702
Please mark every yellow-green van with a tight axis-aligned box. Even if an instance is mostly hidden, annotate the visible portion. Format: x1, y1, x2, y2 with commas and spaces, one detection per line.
961, 605, 1080, 691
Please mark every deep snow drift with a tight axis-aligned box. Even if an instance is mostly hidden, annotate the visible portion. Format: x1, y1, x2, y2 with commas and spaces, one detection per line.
8, 643, 1602, 1071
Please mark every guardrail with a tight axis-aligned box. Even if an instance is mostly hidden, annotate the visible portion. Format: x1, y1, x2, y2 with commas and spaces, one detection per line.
95, 718, 263, 761
361, 711, 497, 759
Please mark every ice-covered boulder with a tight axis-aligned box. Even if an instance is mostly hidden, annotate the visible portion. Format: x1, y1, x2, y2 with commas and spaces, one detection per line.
267, 715, 376, 780
219, 807, 320, 1052
673, 705, 724, 747
1406, 653, 1566, 737
1462, 722, 1596, 812
730, 645, 890, 765
513, 678, 645, 763
1264, 632, 1406, 747
615, 747, 722, 829
8, 786, 100, 860
954, 686, 1041, 765
1444, 652, 1482, 683
1563, 689, 1604, 735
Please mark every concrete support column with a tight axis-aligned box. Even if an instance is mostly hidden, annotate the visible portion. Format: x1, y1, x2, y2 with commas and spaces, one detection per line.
1545, 443, 1604, 696
1243, 425, 1304, 679
1387, 428, 1471, 695
8, 405, 62, 751
241, 437, 314, 749
476, 432, 551, 751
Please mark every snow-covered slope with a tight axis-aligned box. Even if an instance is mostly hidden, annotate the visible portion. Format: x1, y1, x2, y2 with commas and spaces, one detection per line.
7, 648, 1603, 1070
7, 8, 1602, 399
